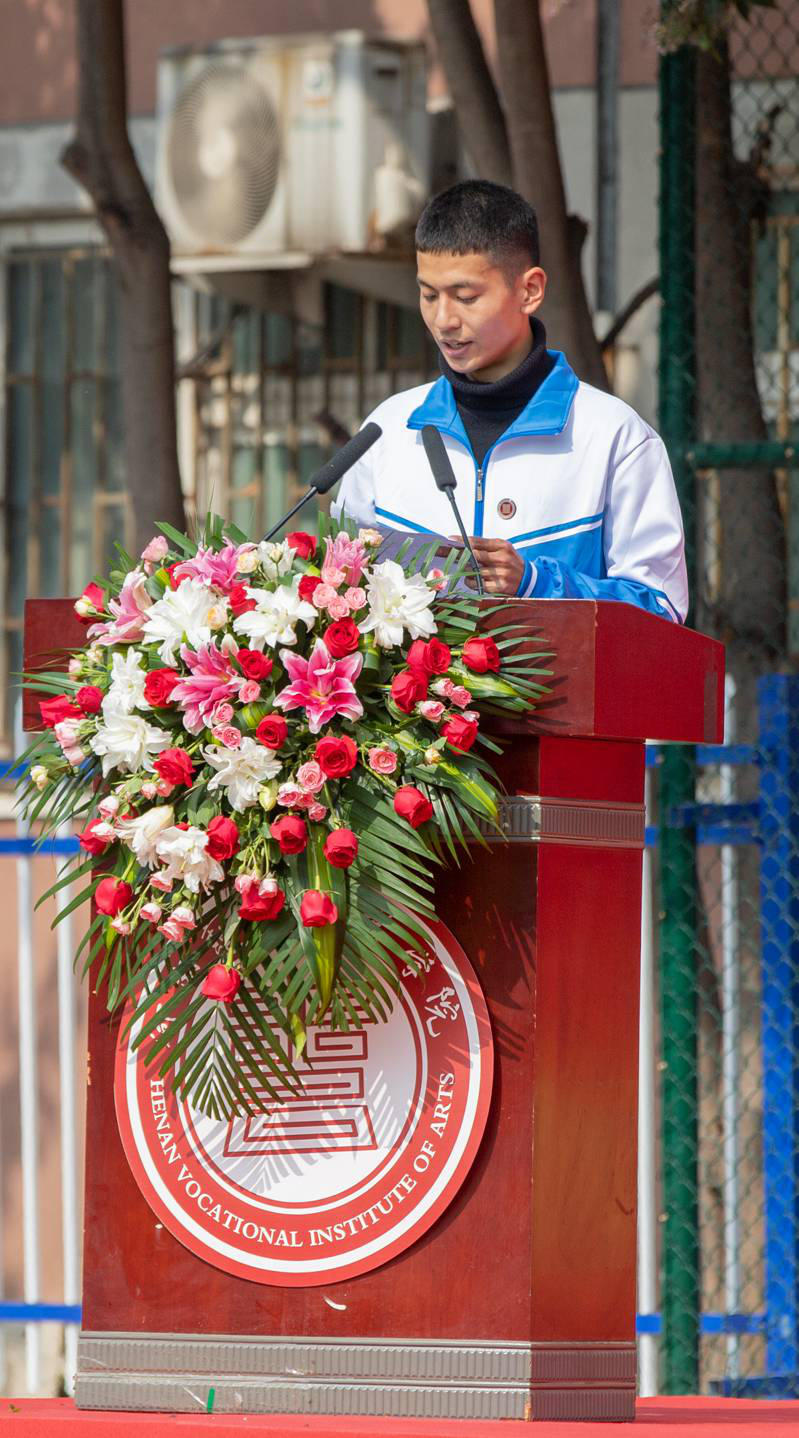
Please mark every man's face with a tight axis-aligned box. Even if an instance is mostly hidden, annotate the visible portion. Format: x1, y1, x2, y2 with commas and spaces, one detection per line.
416, 250, 546, 381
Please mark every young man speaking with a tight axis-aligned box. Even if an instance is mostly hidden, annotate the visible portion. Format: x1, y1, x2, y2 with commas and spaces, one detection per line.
333, 179, 687, 621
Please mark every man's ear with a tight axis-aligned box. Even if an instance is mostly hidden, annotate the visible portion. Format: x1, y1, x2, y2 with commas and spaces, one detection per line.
520, 266, 547, 315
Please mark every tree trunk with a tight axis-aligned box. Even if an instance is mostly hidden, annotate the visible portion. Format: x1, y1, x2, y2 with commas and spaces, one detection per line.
694, 37, 785, 660
61, 0, 185, 556
427, 0, 513, 185
493, 0, 608, 388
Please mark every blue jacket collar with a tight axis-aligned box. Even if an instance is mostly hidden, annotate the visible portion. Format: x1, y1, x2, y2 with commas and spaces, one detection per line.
407, 350, 579, 444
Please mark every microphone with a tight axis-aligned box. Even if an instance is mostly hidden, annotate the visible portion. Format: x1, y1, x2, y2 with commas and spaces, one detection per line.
262, 422, 382, 542
421, 425, 484, 596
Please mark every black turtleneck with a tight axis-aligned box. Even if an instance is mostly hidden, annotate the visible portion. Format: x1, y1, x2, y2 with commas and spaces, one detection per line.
438, 317, 555, 469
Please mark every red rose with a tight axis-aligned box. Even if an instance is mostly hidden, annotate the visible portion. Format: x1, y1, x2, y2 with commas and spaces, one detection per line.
270, 814, 308, 855
79, 818, 114, 856
166, 562, 188, 590
390, 669, 427, 714
441, 715, 479, 752
75, 685, 103, 715
94, 877, 133, 916
237, 648, 273, 681
393, 786, 434, 829
76, 581, 105, 623
300, 890, 339, 927
286, 531, 317, 560
201, 964, 241, 1003
239, 885, 286, 922
324, 829, 359, 868
144, 668, 179, 706
407, 638, 452, 676
324, 618, 360, 659
256, 714, 288, 750
153, 748, 195, 787
229, 583, 257, 617
205, 816, 240, 861
39, 695, 83, 727
298, 574, 323, 603
462, 636, 501, 674
314, 735, 358, 778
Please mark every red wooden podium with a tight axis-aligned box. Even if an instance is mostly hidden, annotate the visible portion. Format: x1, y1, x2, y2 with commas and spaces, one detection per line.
24, 598, 723, 1424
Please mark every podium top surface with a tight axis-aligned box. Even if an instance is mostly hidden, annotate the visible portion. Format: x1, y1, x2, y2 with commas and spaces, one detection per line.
23, 596, 723, 744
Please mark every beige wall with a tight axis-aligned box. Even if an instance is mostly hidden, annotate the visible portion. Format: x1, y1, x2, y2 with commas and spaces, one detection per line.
0, 0, 662, 130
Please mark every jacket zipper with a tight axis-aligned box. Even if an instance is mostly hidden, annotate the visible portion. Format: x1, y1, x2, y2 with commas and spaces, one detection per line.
476, 467, 484, 503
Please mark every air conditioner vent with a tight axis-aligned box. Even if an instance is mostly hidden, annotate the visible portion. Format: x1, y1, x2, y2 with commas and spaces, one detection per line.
166, 62, 281, 246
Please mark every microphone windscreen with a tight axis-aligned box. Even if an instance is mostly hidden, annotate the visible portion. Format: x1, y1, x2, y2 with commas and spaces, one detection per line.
312, 421, 382, 495
421, 425, 456, 492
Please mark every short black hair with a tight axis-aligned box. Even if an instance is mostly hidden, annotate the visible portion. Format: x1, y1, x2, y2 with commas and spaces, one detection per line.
415, 179, 540, 274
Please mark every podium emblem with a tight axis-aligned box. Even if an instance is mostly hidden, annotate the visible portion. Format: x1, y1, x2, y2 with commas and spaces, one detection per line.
114, 916, 493, 1286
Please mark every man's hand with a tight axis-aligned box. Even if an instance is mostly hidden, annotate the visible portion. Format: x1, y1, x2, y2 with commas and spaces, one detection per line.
451, 537, 526, 595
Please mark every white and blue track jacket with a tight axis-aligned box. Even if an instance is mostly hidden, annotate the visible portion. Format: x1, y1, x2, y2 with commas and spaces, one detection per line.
332, 351, 688, 622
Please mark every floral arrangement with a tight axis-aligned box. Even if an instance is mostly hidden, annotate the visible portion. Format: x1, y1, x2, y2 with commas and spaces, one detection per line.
21, 516, 548, 1117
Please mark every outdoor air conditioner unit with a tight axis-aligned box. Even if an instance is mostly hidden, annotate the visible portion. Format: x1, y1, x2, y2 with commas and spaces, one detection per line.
155, 32, 431, 263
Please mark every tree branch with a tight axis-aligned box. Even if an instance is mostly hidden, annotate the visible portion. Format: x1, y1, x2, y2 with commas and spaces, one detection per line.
427, 0, 513, 185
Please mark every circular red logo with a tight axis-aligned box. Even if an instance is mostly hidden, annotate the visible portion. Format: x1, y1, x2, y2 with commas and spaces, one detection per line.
498, 499, 517, 519
114, 917, 493, 1286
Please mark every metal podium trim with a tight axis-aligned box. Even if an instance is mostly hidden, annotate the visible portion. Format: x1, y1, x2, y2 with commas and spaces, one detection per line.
75, 1332, 636, 1420
480, 794, 645, 848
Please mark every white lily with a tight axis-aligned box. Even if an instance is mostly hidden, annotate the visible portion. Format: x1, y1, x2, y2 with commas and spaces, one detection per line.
141, 578, 220, 664
116, 805, 175, 867
233, 578, 317, 649
202, 736, 282, 811
154, 825, 224, 893
102, 648, 148, 716
90, 711, 172, 777
257, 539, 295, 581
358, 559, 437, 649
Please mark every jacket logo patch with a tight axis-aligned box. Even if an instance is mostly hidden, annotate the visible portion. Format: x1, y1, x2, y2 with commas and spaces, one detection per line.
498, 499, 517, 519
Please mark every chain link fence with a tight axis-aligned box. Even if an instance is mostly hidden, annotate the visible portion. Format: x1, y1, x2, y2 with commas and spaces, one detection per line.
653, 0, 799, 1397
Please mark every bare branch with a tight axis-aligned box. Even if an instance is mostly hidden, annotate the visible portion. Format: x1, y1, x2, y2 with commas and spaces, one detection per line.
427, 0, 512, 185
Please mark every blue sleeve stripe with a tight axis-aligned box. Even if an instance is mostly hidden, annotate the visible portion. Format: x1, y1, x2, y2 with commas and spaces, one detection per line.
649, 587, 683, 622
374, 506, 432, 535
508, 511, 604, 546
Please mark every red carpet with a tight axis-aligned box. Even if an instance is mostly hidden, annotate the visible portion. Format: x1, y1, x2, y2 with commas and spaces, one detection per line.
0, 1397, 798, 1436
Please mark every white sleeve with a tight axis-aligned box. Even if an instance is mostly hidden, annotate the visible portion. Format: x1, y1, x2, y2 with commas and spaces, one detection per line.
602, 431, 689, 622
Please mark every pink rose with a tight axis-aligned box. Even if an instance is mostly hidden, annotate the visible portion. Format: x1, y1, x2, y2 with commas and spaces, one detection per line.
368, 747, 398, 775
323, 567, 346, 588
345, 586, 366, 611
212, 701, 234, 726
239, 680, 261, 704
159, 918, 185, 943
312, 583, 338, 610
98, 795, 120, 820
141, 535, 169, 564
150, 873, 173, 892
213, 725, 241, 748
308, 802, 327, 822
296, 761, 325, 794
141, 781, 158, 800
172, 905, 196, 929
327, 595, 350, 621
277, 783, 302, 807
426, 567, 447, 592
111, 916, 131, 936
418, 699, 445, 722
141, 902, 162, 924
432, 677, 455, 699
450, 685, 473, 708
155, 779, 174, 798
234, 873, 260, 895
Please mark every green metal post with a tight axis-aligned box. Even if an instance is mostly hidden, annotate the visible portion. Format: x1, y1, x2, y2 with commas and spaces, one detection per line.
658, 30, 701, 1394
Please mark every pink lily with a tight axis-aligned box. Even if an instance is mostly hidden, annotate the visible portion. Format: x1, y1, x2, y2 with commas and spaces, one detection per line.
274, 639, 363, 734
171, 641, 239, 734
171, 542, 243, 594
89, 569, 152, 645
321, 534, 368, 588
